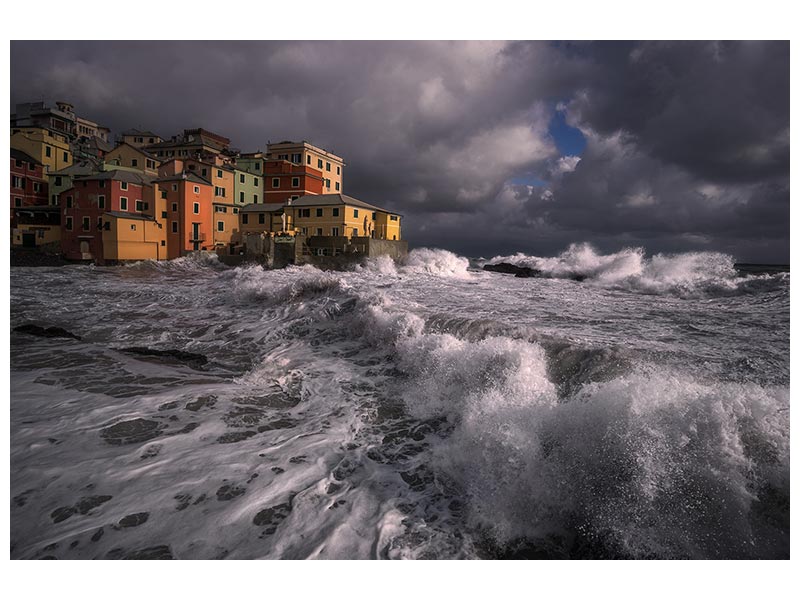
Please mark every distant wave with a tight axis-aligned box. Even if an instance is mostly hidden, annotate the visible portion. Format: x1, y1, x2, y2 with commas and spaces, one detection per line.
484, 243, 788, 297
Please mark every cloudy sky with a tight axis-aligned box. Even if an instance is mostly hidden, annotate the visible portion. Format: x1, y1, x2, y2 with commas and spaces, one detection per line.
10, 41, 790, 261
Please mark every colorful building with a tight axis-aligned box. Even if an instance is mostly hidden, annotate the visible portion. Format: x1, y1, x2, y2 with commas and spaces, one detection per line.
263, 160, 324, 204
11, 127, 73, 172
156, 171, 216, 257
239, 203, 286, 235
266, 140, 345, 194
146, 128, 232, 160
101, 210, 167, 262
287, 194, 401, 240
12, 206, 61, 249
106, 142, 160, 175
60, 170, 154, 261
120, 129, 163, 148
11, 148, 49, 224
233, 167, 262, 205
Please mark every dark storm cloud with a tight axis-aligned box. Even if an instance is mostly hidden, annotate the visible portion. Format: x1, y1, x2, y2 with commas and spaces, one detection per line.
10, 40, 789, 261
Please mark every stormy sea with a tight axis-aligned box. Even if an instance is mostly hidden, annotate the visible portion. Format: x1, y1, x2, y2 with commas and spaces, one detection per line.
9, 243, 789, 559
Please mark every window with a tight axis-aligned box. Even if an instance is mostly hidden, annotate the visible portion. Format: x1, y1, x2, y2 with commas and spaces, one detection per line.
121, 181, 128, 190
253, 177, 258, 186
331, 227, 339, 236
97, 218, 103, 229
258, 213, 265, 225
193, 202, 199, 214
240, 174, 245, 183
337, 166, 340, 175
272, 178, 280, 188
291, 195, 299, 201
201, 168, 207, 178
55, 176, 62, 186
234, 207, 239, 214
82, 217, 90, 231
253, 194, 258, 203
278, 154, 288, 160
120, 197, 128, 210
291, 177, 300, 188
300, 208, 311, 218
146, 159, 155, 169
352, 228, 358, 236
172, 221, 178, 233
172, 202, 178, 212
172, 184, 178, 191
326, 179, 331, 189
317, 158, 323, 169
63, 152, 69, 162
12, 176, 23, 188
215, 186, 225, 197
66, 216, 73, 230
45, 146, 52, 158
161, 190, 167, 199
307, 156, 311, 165
242, 214, 249, 224
131, 224, 136, 231
52, 194, 58, 205
99, 180, 105, 189
316, 208, 323, 217
291, 153, 302, 164
66, 196, 73, 208
326, 162, 331, 172
216, 206, 227, 213
390, 215, 399, 221
14, 198, 22, 207
98, 195, 105, 209
315, 227, 323, 236
217, 169, 223, 178
131, 159, 138, 167
135, 200, 144, 211
332, 208, 339, 217
240, 191, 245, 202
161, 240, 165, 246
353, 209, 359, 218
194, 186, 200, 194
15, 159, 23, 168
217, 221, 225, 232
335, 182, 340, 191
161, 211, 168, 218
372, 212, 376, 220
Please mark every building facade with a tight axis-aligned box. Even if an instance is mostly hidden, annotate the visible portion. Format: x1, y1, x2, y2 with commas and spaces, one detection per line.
263, 160, 324, 204
11, 127, 73, 172
106, 143, 160, 175
11, 149, 49, 224
266, 140, 345, 194
233, 167, 262, 205
286, 194, 401, 240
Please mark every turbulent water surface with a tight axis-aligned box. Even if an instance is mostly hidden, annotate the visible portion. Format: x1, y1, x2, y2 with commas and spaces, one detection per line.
10, 244, 790, 559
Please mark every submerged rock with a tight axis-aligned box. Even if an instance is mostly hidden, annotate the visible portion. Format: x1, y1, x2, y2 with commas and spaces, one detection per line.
118, 346, 208, 369
117, 512, 150, 528
13, 324, 81, 340
482, 262, 542, 278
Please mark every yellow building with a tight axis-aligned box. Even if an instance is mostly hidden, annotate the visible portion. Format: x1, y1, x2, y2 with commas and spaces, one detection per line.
106, 143, 160, 175
287, 194, 401, 240
11, 206, 61, 248
211, 201, 241, 248
120, 129, 163, 148
266, 141, 345, 194
239, 203, 286, 234
11, 127, 73, 172
101, 211, 168, 261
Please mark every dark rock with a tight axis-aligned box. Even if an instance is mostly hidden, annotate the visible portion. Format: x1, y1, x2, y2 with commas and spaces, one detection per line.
50, 506, 77, 523
223, 406, 265, 427
101, 419, 165, 446
13, 324, 81, 340
257, 418, 297, 432
271, 467, 285, 475
158, 401, 180, 411
75, 495, 113, 514
174, 494, 192, 511
118, 346, 208, 369
110, 545, 173, 560
217, 430, 257, 444
117, 512, 150, 528
216, 484, 246, 501
91, 527, 105, 542
482, 262, 542, 278
184, 395, 217, 411
253, 500, 293, 535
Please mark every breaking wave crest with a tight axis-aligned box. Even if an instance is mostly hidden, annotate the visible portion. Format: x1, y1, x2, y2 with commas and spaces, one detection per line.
486, 243, 787, 297
359, 248, 471, 279
229, 267, 789, 559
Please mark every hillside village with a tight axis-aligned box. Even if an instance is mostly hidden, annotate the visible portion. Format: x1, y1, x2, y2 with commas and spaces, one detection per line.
10, 101, 404, 266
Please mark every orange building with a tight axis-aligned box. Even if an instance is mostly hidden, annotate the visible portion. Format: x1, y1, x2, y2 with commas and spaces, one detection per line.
263, 160, 324, 204
156, 172, 216, 258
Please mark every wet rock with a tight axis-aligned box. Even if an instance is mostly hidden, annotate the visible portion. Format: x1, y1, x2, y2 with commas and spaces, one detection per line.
119, 346, 208, 369
14, 324, 81, 340
257, 418, 297, 432
233, 393, 300, 409
174, 494, 192, 511
288, 455, 307, 464
140, 444, 162, 460
101, 419, 165, 446
325, 482, 342, 495
217, 430, 257, 444
76, 495, 113, 514
185, 395, 217, 411
223, 406, 265, 427
216, 484, 246, 501
271, 467, 285, 475
117, 512, 150, 528
50, 506, 77, 523
246, 473, 259, 484
253, 500, 293, 535
482, 262, 542, 278
158, 401, 180, 411
91, 527, 104, 542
